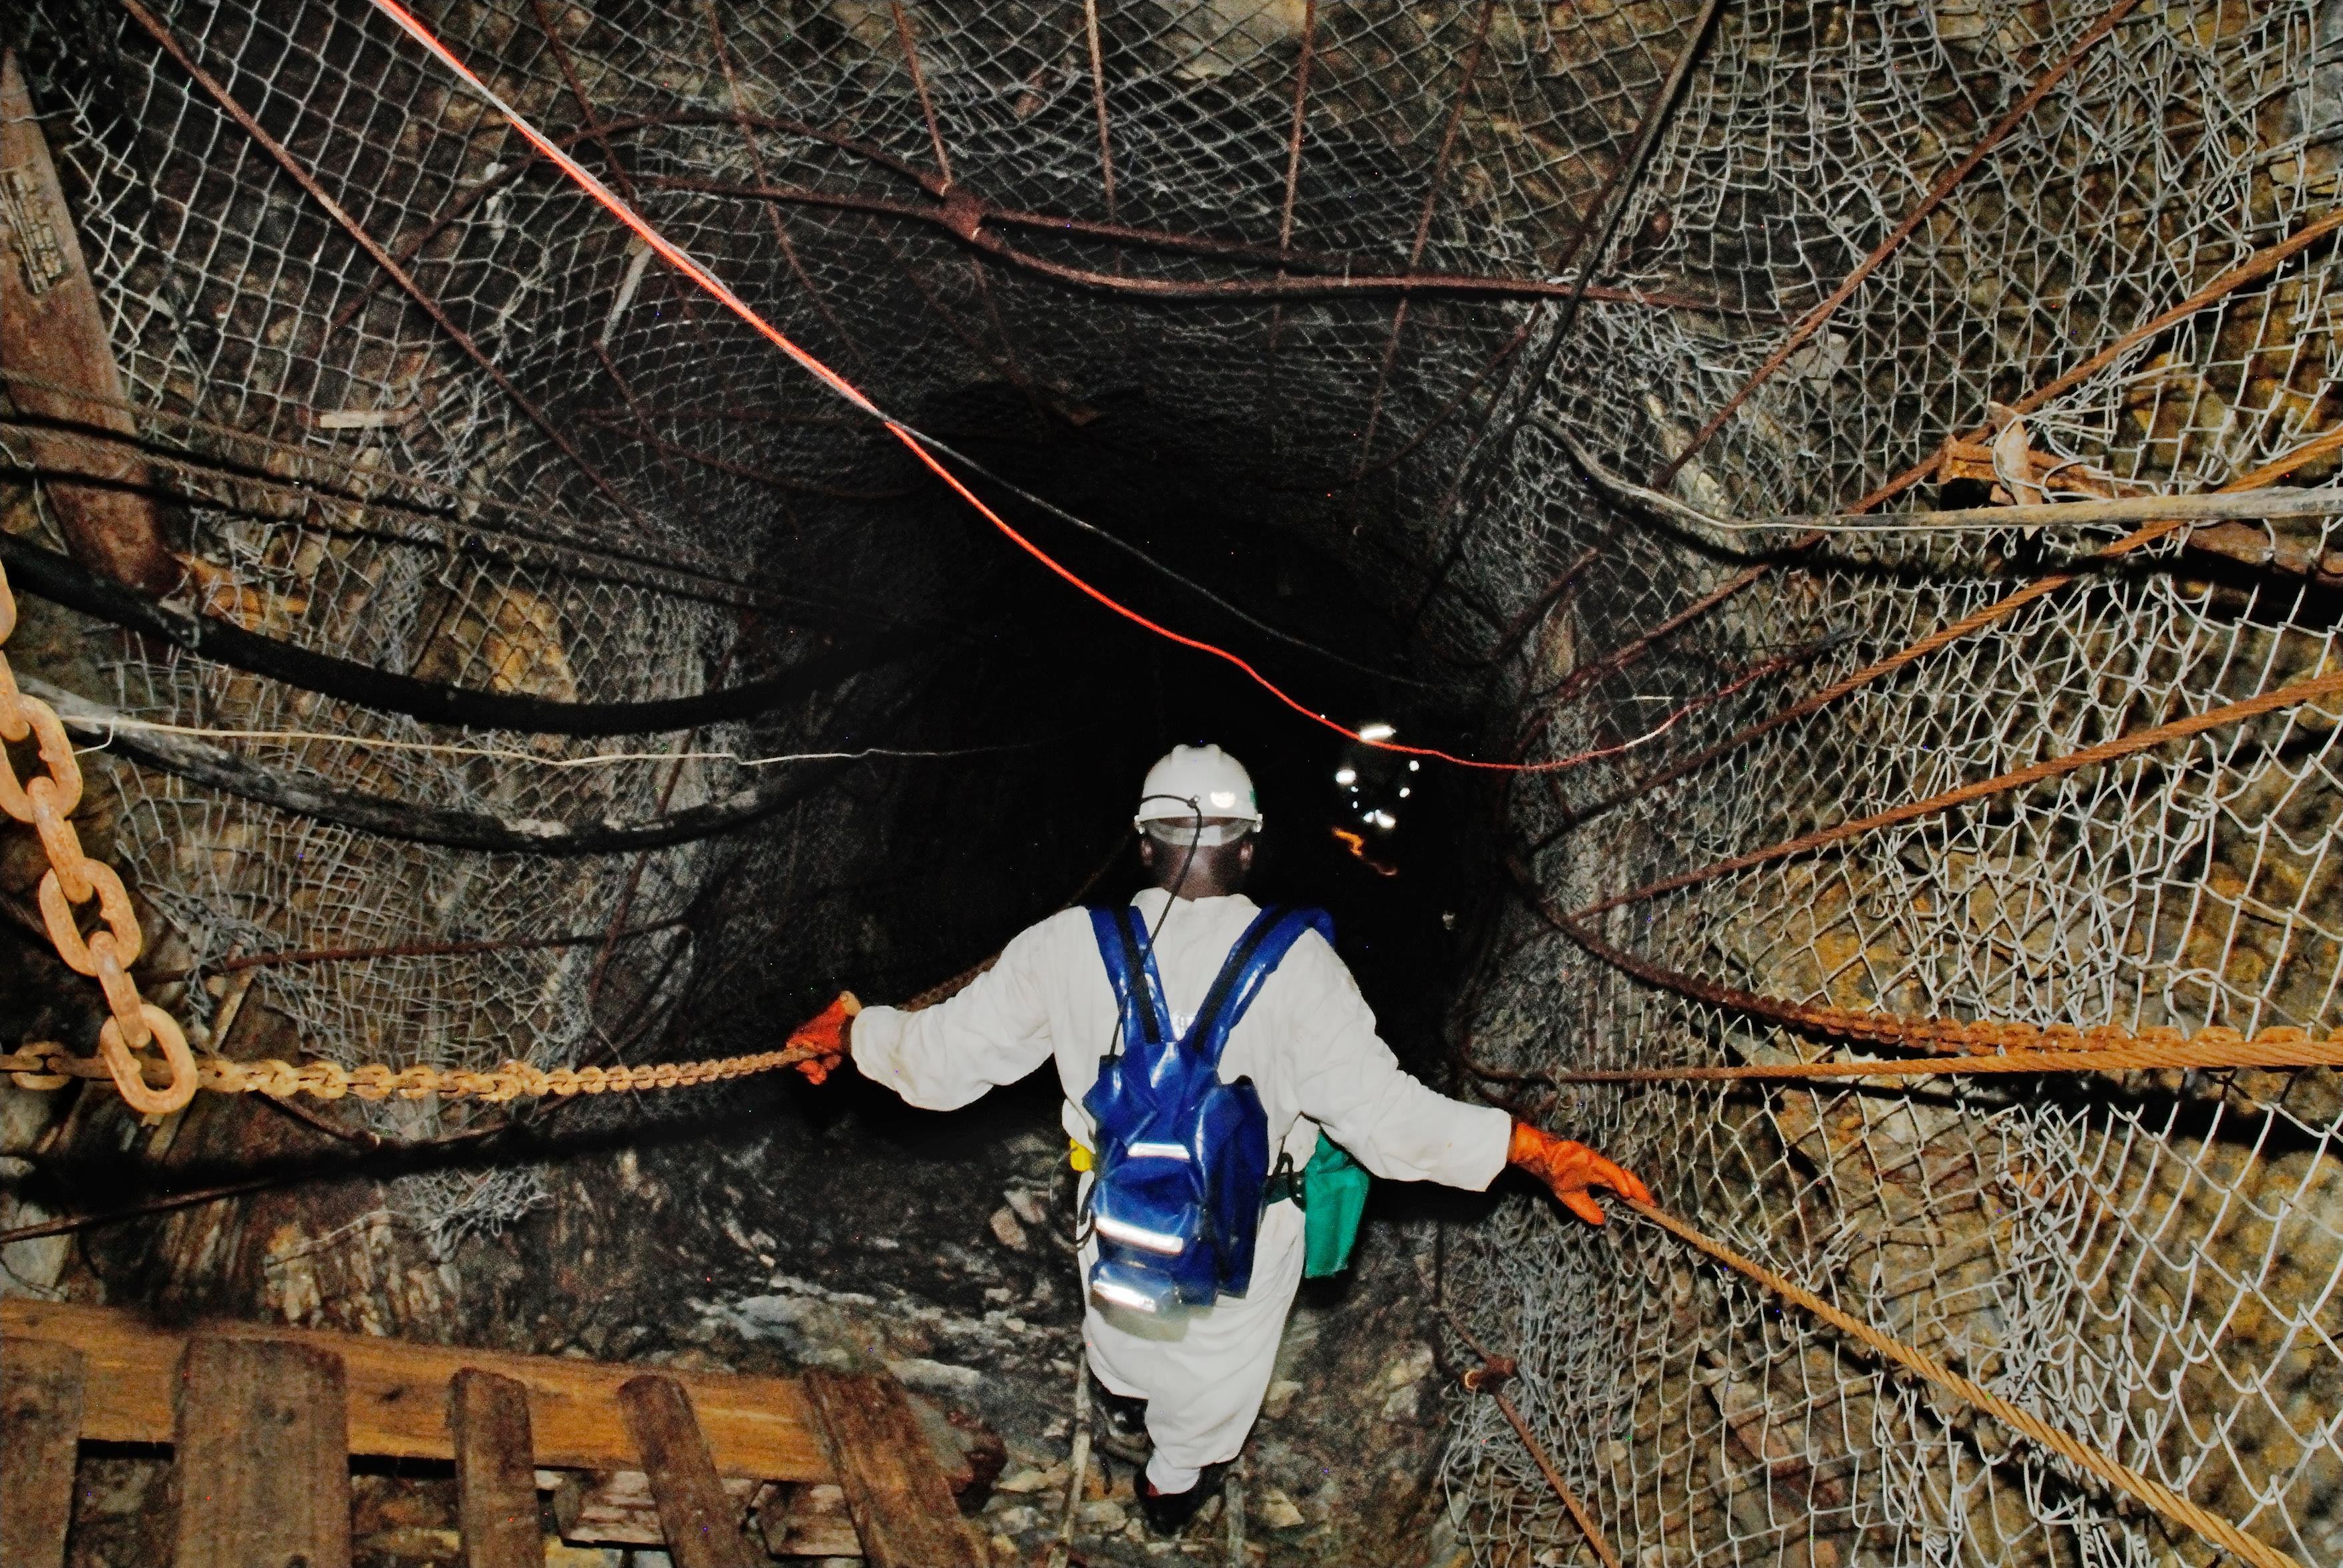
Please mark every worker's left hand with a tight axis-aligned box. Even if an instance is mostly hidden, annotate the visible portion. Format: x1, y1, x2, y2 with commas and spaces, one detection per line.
787, 992, 861, 1085
1507, 1121, 1653, 1225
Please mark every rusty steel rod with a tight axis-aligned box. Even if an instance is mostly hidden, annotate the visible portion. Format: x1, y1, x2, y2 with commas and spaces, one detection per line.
1570, 668, 2343, 922
1556, 413, 2343, 841
325, 108, 931, 336
1532, 210, 2343, 837
704, 2, 873, 372
1260, 0, 1319, 415
1654, 0, 2148, 488
1082, 0, 1117, 220
636, 172, 1761, 315
1830, 204, 2343, 522
118, 0, 653, 534
1268, 1, 1318, 301
892, 0, 954, 187
1405, 0, 1731, 636
529, 0, 639, 203
319, 97, 1763, 321
1488, 1387, 1625, 1568
1348, 0, 1499, 485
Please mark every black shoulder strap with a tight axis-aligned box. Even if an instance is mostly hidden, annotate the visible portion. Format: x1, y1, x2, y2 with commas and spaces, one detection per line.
1183, 908, 1285, 1057
1112, 905, 1165, 1047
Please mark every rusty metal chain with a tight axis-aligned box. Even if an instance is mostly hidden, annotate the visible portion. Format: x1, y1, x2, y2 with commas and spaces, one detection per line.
0, 561, 196, 1115
0, 1038, 819, 1101
0, 799, 1121, 1108
0, 539, 818, 1111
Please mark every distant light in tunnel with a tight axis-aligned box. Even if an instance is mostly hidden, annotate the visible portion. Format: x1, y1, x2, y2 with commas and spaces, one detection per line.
1399, 787, 1411, 799
1367, 810, 1397, 830
1334, 767, 1357, 785
1407, 760, 1421, 771
1359, 722, 1396, 741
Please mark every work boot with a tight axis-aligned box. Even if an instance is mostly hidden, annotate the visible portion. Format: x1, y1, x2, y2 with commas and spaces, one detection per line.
1138, 1462, 1227, 1538
1089, 1380, 1151, 1465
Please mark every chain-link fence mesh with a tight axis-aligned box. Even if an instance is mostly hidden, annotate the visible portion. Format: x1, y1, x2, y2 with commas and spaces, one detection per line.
5, 0, 2340, 1556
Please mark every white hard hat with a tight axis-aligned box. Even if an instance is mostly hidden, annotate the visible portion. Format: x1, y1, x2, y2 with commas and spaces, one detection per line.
1135, 744, 1261, 846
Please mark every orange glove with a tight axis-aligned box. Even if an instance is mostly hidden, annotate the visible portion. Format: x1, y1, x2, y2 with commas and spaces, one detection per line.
1507, 1121, 1654, 1225
788, 992, 861, 1085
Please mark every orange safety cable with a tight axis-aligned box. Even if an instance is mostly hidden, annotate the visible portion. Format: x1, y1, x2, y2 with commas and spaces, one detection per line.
352, 0, 1592, 775
1632, 1199, 2302, 1568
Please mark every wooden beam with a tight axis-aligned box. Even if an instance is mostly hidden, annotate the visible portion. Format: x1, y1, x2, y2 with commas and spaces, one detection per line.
0, 1336, 85, 1568
616, 1375, 759, 1568
0, 50, 178, 594
801, 1370, 984, 1568
1, 1299, 828, 1482
172, 1336, 354, 1568
451, 1369, 545, 1568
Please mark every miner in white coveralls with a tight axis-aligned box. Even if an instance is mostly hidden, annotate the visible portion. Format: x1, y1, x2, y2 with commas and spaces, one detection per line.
787, 744, 1650, 1535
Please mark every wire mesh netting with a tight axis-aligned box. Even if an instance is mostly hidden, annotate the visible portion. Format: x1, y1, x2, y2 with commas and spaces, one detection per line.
4, 0, 2341, 1557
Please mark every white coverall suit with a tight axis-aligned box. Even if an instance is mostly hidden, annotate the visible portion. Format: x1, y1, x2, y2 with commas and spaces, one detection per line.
852, 886, 1513, 1492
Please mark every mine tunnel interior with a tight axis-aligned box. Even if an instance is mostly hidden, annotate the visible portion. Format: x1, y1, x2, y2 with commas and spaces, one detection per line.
2, 1, 2341, 1565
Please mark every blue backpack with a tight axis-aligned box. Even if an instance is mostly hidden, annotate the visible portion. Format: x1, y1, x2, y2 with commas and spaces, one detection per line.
1081, 903, 1334, 1317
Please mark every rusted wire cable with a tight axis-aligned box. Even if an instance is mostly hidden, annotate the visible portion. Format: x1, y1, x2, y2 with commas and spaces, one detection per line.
1506, 860, 2338, 1079
1461, 1359, 1625, 1568
119, 0, 651, 536
1539, 232, 2343, 817
1570, 668, 2343, 920
1557, 1033, 2341, 1083
1632, 1200, 2301, 1568
1559, 429, 2343, 535
643, 171, 1763, 316
1653, 0, 2149, 488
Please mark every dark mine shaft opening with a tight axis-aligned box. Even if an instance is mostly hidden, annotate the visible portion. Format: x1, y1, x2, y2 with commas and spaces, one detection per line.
6, 2, 2342, 1565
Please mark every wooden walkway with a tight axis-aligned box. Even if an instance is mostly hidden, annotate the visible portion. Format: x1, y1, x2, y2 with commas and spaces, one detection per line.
0, 1298, 984, 1567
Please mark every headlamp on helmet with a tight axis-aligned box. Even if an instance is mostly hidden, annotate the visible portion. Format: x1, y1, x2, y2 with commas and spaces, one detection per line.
1134, 744, 1262, 847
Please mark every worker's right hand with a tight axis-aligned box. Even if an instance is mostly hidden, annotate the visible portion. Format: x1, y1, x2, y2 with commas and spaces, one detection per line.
1507, 1121, 1653, 1225
788, 992, 860, 1085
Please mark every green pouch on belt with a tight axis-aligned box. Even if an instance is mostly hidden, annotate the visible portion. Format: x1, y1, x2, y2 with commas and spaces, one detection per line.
1299, 1131, 1371, 1278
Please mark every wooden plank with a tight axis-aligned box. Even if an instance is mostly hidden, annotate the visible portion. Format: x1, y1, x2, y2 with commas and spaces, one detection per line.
172, 1336, 353, 1568
801, 1370, 984, 1568
0, 50, 178, 594
615, 1375, 757, 1568
0, 1298, 827, 1482
450, 1369, 543, 1568
0, 1336, 85, 1568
